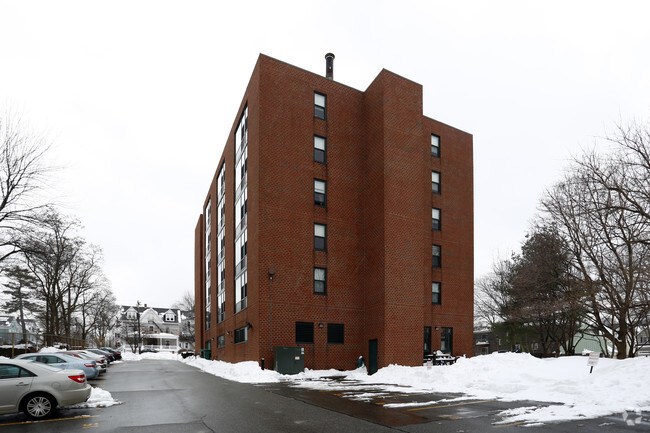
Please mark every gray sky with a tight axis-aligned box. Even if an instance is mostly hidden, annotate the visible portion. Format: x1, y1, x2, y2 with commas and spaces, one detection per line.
1, 0, 649, 307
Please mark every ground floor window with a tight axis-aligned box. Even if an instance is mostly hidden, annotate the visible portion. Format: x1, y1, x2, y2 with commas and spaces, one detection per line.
217, 334, 226, 348
295, 322, 314, 344
327, 323, 344, 344
234, 326, 248, 344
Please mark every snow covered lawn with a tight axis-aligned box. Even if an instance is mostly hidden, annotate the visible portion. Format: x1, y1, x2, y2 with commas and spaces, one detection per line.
119, 351, 650, 425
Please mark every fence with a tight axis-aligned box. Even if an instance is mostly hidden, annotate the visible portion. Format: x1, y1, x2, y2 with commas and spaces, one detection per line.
0, 332, 88, 359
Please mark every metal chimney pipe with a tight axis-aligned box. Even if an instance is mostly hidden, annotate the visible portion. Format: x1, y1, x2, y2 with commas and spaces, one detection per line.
325, 53, 335, 80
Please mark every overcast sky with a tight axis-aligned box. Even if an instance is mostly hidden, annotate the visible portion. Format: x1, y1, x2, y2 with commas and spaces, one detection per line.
1, 1, 649, 307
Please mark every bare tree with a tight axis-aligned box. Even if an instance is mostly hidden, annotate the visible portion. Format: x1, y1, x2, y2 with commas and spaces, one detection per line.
173, 291, 195, 350
542, 121, 650, 358
0, 110, 51, 265
20, 209, 108, 346
172, 291, 195, 311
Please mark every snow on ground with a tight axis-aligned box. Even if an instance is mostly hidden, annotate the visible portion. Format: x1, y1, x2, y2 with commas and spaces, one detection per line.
71, 387, 121, 409
174, 352, 650, 425
120, 351, 182, 361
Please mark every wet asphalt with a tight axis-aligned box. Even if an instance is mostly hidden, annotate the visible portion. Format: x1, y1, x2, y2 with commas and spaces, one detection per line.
0, 359, 647, 432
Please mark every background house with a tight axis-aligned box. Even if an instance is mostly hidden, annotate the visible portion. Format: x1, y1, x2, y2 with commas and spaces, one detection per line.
116, 305, 194, 353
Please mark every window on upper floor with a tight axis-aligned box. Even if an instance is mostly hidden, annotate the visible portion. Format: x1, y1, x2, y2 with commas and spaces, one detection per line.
432, 282, 441, 304
314, 135, 326, 163
314, 92, 326, 120
314, 267, 326, 294
432, 208, 441, 231
314, 223, 326, 251
432, 171, 441, 194
314, 179, 326, 207
432, 244, 441, 268
431, 134, 440, 157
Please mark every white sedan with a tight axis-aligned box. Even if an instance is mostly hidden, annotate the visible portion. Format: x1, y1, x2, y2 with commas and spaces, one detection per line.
0, 359, 91, 419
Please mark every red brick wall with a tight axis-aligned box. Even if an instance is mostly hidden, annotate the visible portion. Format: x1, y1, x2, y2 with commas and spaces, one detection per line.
194, 54, 474, 369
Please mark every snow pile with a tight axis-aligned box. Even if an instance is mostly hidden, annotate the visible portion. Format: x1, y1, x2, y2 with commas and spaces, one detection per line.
120, 351, 181, 361
176, 352, 650, 424
182, 357, 281, 383
38, 346, 66, 353
70, 387, 121, 408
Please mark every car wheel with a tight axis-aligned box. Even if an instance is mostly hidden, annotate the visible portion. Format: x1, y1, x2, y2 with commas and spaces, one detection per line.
23, 393, 55, 419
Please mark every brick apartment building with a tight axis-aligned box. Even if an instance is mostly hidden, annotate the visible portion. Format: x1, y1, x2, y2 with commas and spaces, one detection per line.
194, 54, 473, 373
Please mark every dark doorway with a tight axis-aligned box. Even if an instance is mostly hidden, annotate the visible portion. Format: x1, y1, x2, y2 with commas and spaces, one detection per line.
441, 327, 453, 354
368, 339, 378, 375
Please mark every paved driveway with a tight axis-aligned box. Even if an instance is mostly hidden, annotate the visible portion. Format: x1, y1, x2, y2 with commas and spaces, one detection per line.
0, 359, 647, 432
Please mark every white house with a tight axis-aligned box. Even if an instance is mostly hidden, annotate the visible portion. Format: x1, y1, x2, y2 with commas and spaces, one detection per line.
116, 305, 194, 353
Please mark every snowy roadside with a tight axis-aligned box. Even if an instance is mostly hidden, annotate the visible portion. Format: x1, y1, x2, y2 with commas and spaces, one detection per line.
131, 351, 650, 426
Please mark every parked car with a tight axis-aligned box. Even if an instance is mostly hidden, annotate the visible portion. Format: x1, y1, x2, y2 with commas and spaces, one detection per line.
13, 353, 100, 379
86, 348, 114, 363
140, 348, 158, 353
100, 347, 121, 360
62, 351, 107, 372
0, 359, 91, 419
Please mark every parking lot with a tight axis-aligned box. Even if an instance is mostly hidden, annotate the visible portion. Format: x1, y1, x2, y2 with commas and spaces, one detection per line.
0, 358, 648, 432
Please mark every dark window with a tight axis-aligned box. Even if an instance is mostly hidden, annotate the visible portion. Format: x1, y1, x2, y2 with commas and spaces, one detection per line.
327, 323, 344, 344
295, 322, 314, 344
0, 365, 34, 379
432, 208, 441, 231
234, 326, 248, 344
217, 335, 225, 348
424, 326, 432, 356
441, 327, 453, 354
432, 245, 441, 268
314, 223, 326, 251
431, 134, 440, 157
314, 267, 326, 294
314, 179, 326, 206
432, 171, 441, 194
432, 282, 441, 304
314, 135, 326, 163
314, 92, 326, 120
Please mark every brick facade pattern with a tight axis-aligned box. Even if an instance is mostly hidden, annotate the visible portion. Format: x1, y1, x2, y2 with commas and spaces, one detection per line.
195, 55, 474, 371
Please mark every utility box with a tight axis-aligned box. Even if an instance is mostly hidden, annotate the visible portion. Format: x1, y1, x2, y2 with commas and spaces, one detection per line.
274, 346, 304, 374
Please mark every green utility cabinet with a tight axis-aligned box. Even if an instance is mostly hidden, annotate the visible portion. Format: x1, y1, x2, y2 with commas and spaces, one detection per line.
200, 349, 211, 360
274, 346, 305, 374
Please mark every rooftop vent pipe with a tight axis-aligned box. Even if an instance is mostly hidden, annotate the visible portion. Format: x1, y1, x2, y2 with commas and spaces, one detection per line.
325, 53, 335, 80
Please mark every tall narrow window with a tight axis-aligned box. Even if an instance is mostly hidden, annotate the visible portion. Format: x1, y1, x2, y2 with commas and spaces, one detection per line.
314, 223, 326, 251
431, 134, 440, 157
424, 326, 432, 356
441, 327, 453, 354
314, 267, 326, 294
432, 282, 441, 304
432, 245, 441, 268
432, 208, 441, 231
314, 92, 326, 120
432, 171, 441, 194
314, 179, 326, 206
314, 135, 326, 163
